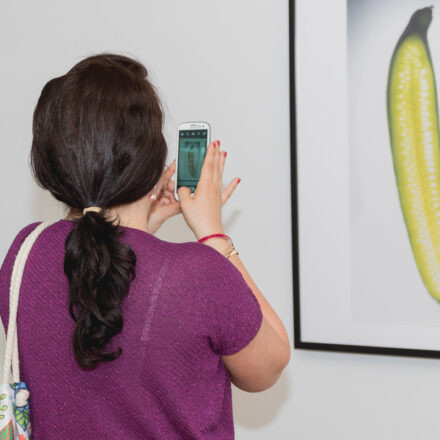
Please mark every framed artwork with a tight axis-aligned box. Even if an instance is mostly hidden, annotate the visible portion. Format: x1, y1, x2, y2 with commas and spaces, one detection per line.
291, 0, 440, 358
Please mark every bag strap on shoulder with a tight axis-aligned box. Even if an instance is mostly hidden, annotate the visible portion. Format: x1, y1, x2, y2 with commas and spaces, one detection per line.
2, 221, 57, 384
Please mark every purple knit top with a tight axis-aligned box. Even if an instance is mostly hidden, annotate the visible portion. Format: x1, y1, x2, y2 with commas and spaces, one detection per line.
0, 219, 263, 438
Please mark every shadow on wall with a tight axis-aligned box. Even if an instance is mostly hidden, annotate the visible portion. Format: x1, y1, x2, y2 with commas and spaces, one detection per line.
234, 370, 290, 430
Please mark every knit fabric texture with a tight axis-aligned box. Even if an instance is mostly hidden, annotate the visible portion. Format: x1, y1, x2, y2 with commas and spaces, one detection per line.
0, 219, 263, 438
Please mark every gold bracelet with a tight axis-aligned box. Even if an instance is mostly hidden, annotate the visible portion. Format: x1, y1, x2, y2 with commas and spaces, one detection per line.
225, 249, 239, 259
206, 238, 237, 258
223, 246, 239, 259
222, 245, 234, 255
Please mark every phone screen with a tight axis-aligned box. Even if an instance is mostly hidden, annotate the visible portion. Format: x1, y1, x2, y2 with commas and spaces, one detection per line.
177, 129, 208, 192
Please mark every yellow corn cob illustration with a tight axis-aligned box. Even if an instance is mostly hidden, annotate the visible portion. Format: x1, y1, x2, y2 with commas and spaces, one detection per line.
387, 6, 440, 301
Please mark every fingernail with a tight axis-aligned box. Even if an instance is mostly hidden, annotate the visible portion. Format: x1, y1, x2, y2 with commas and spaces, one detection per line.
217, 140, 220, 146
223, 151, 227, 158
237, 178, 241, 184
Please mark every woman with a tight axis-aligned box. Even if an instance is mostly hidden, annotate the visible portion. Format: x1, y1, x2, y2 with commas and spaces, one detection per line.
0, 53, 290, 438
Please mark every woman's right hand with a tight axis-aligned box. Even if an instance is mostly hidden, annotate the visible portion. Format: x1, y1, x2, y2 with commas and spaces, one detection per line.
177, 139, 240, 240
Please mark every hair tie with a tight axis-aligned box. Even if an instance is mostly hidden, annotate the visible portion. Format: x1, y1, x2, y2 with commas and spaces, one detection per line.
82, 206, 102, 215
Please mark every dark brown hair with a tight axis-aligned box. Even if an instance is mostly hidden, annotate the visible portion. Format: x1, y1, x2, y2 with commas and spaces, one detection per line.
30, 53, 168, 369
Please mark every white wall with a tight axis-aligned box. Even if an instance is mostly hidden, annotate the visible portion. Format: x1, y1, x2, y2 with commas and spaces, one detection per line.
1, 1, 439, 438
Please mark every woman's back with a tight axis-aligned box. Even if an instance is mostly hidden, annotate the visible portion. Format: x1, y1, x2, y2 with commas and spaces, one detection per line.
0, 219, 262, 438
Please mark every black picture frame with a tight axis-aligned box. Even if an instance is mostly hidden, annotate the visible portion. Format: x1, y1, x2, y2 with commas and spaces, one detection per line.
289, 0, 440, 359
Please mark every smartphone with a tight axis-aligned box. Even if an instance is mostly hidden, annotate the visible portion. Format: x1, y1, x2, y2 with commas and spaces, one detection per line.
175, 122, 211, 200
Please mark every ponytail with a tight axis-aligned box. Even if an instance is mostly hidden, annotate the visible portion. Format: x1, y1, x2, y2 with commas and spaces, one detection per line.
63, 211, 136, 369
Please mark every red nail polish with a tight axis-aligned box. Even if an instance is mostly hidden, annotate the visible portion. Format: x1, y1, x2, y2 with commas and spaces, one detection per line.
223, 151, 227, 158
237, 178, 241, 184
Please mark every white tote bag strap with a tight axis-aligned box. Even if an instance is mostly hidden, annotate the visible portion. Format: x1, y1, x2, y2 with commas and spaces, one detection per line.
2, 221, 56, 384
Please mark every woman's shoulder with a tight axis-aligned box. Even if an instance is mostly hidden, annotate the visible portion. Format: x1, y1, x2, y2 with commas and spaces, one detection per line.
9, 221, 42, 249
169, 240, 241, 283
170, 240, 224, 261
155, 238, 214, 261
0, 221, 42, 276
151, 239, 224, 273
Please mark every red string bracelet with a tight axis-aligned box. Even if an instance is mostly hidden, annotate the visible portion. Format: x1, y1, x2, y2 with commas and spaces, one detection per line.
198, 233, 233, 246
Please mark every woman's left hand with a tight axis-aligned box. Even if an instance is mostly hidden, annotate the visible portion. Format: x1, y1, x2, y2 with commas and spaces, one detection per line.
146, 159, 182, 234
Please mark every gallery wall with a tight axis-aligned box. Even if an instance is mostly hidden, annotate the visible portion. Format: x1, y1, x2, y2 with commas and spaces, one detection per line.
0, 0, 439, 438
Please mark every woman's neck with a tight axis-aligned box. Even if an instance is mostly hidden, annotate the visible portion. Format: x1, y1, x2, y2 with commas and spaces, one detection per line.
64, 198, 151, 233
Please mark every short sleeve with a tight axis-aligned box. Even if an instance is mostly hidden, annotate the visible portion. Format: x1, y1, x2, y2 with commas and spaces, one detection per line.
198, 244, 263, 356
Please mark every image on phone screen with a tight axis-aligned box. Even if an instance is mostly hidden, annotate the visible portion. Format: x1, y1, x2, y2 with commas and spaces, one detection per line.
177, 129, 208, 192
